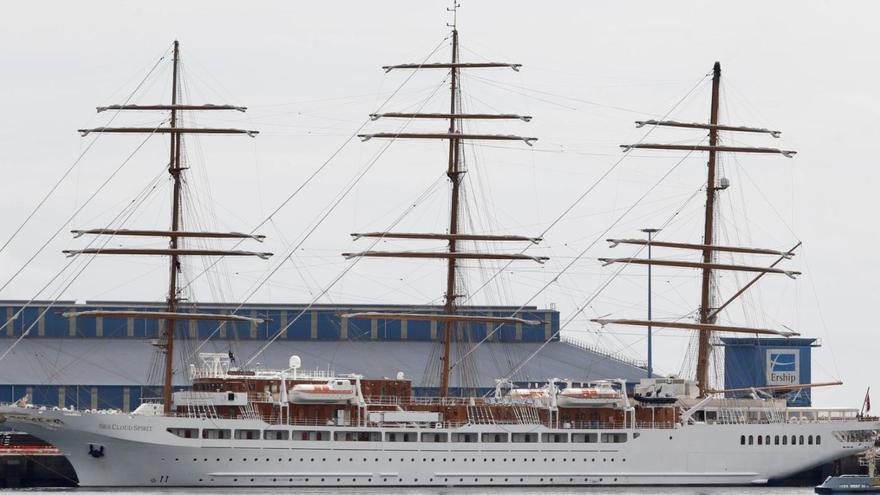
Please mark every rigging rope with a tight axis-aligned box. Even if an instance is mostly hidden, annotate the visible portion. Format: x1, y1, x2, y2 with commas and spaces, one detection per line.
0, 47, 170, 259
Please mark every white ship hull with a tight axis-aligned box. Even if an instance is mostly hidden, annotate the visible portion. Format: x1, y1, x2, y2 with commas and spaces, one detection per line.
2, 405, 876, 487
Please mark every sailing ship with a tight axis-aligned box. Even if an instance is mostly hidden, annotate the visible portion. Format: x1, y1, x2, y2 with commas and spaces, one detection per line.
1, 14, 879, 488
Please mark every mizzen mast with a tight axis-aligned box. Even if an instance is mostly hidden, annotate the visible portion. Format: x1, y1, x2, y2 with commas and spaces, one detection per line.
66, 41, 268, 414
596, 62, 798, 396
345, 7, 543, 399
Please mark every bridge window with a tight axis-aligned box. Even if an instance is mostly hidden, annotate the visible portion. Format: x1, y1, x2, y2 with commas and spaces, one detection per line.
757, 435, 763, 445
335, 431, 381, 442
799, 435, 805, 445
572, 433, 598, 443
774, 435, 779, 445
808, 435, 813, 445
765, 435, 771, 445
296, 430, 329, 441
421, 433, 448, 443
202, 429, 230, 440
748, 435, 754, 445
601, 433, 627, 444
234, 429, 260, 440
782, 435, 787, 445
816, 435, 821, 445
542, 433, 569, 443
167, 427, 198, 439
791, 435, 796, 445
481, 433, 509, 443
740, 435, 745, 445
385, 432, 417, 442
264, 430, 289, 441
451, 433, 478, 443
511, 433, 538, 443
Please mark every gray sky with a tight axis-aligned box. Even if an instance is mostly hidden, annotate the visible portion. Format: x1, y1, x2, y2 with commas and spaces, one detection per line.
1, 0, 877, 407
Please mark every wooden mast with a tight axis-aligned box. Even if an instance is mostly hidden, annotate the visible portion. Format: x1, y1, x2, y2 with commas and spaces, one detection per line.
599, 62, 798, 396
695, 61, 721, 396
346, 9, 542, 399
440, 28, 462, 399
162, 40, 183, 413
64, 41, 266, 415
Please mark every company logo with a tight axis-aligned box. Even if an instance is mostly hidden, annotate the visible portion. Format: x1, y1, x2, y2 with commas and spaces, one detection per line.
766, 349, 799, 386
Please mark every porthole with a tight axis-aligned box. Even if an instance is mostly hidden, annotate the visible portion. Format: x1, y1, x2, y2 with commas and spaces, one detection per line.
383, 478, 387, 482
320, 478, 325, 482
249, 478, 254, 482
336, 478, 340, 482
233, 478, 238, 482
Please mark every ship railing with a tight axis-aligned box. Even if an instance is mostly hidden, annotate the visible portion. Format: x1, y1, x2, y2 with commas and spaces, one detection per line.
190, 367, 340, 381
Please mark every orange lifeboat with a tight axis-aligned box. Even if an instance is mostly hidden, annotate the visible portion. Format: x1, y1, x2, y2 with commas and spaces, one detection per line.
507, 388, 550, 400
556, 382, 621, 408
290, 379, 356, 404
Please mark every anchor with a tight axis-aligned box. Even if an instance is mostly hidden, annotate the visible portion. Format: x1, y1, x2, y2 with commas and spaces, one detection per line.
88, 444, 105, 458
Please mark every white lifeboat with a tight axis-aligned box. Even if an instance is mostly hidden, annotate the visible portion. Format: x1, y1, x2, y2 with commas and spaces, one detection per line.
507, 388, 550, 400
290, 379, 356, 404
556, 382, 621, 408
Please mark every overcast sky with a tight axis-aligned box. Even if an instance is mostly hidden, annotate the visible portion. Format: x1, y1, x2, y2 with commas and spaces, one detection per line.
1, 0, 877, 407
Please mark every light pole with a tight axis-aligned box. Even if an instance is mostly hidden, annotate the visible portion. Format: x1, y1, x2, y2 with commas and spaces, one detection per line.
641, 228, 661, 378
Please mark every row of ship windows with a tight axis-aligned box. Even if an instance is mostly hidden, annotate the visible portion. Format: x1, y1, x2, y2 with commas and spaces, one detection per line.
170, 455, 625, 464
167, 428, 630, 444
740, 434, 821, 446
198, 476, 622, 484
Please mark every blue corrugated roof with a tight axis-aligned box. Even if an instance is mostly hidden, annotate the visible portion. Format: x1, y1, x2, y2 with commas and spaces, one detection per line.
0, 338, 648, 388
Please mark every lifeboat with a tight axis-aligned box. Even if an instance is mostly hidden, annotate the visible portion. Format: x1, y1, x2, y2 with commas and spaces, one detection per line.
556, 382, 621, 408
290, 379, 356, 404
507, 388, 550, 400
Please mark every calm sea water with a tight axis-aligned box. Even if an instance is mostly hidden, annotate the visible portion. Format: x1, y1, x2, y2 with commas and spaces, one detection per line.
0, 488, 818, 494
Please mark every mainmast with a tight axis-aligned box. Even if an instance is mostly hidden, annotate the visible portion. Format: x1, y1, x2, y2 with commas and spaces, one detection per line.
694, 62, 722, 395
440, 27, 462, 399
345, 9, 544, 399
65, 41, 269, 415
596, 62, 799, 396
163, 40, 184, 414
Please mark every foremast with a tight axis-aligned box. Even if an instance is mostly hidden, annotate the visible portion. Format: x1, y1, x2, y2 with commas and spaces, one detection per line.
345, 10, 544, 398
595, 62, 799, 396
64, 41, 269, 414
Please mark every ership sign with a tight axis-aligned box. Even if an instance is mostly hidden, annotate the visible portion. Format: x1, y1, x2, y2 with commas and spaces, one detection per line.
765, 349, 799, 386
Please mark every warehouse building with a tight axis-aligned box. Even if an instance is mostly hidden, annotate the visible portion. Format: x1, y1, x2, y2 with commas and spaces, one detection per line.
0, 300, 650, 411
